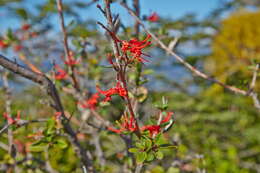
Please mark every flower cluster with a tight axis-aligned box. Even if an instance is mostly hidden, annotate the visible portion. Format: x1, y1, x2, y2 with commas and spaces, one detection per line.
3, 111, 21, 125
107, 114, 137, 134
54, 65, 67, 80
116, 34, 151, 63
147, 12, 159, 22
96, 81, 127, 102
79, 81, 127, 110
0, 40, 8, 49
64, 51, 79, 66
108, 112, 174, 137
0, 23, 37, 52
80, 93, 100, 110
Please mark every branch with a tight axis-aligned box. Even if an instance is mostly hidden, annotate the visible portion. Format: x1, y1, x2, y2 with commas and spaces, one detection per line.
249, 64, 260, 110
0, 54, 95, 172
0, 119, 47, 135
133, 0, 140, 37
120, 2, 260, 111
56, 0, 80, 91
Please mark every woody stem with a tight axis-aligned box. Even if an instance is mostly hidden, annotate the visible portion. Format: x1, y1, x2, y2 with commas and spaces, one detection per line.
56, 0, 80, 92
119, 68, 141, 137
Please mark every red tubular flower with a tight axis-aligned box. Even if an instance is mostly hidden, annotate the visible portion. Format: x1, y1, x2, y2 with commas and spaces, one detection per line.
64, 57, 79, 66
13, 45, 23, 52
107, 115, 137, 134
161, 112, 174, 124
21, 24, 31, 31
3, 111, 21, 125
64, 51, 79, 66
107, 127, 122, 134
147, 12, 159, 22
30, 32, 38, 38
0, 40, 8, 49
96, 81, 127, 102
54, 112, 62, 120
79, 93, 100, 110
120, 34, 151, 63
141, 125, 161, 137
54, 65, 67, 80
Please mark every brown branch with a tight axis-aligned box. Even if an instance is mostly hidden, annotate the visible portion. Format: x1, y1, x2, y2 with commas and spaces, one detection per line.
2, 72, 13, 156
56, 0, 80, 91
133, 0, 140, 37
104, 0, 121, 58
0, 54, 94, 172
120, 2, 260, 112
0, 119, 47, 135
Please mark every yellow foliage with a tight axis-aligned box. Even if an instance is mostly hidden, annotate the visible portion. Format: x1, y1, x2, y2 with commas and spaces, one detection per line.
205, 9, 260, 94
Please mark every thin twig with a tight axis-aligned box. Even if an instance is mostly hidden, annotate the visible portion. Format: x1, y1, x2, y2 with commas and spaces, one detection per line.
120, 2, 260, 112
135, 164, 143, 173
250, 64, 259, 91
133, 0, 140, 37
0, 119, 47, 135
2, 72, 13, 155
104, 0, 121, 58
56, 0, 80, 91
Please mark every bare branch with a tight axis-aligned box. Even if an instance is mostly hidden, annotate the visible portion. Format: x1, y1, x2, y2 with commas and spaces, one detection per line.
133, 0, 140, 37
250, 64, 259, 91
0, 119, 47, 135
56, 0, 80, 91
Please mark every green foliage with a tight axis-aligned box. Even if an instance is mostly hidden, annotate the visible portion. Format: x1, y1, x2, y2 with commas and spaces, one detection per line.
205, 9, 260, 94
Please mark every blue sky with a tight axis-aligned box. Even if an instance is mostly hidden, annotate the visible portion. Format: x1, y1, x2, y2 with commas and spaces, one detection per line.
0, 0, 220, 32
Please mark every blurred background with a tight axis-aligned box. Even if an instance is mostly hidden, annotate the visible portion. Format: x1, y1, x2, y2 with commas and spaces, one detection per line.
0, 0, 260, 172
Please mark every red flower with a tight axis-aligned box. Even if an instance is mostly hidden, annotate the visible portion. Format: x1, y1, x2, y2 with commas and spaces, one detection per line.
30, 32, 38, 38
3, 111, 21, 125
79, 93, 100, 110
141, 111, 174, 137
13, 45, 23, 52
54, 112, 62, 120
147, 12, 159, 22
141, 125, 161, 136
54, 65, 67, 80
64, 57, 79, 66
121, 34, 151, 63
64, 51, 79, 66
161, 112, 174, 124
96, 81, 127, 102
21, 24, 31, 31
107, 110, 174, 137
107, 115, 137, 134
0, 40, 8, 49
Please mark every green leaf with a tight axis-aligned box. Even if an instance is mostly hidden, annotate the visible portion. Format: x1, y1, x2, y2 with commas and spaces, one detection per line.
155, 133, 166, 145
15, 8, 28, 20
159, 144, 178, 149
167, 167, 180, 173
146, 152, 155, 162
128, 148, 139, 153
55, 139, 68, 149
155, 151, 164, 160
136, 152, 147, 164
136, 142, 145, 149
29, 143, 48, 152
143, 138, 152, 150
